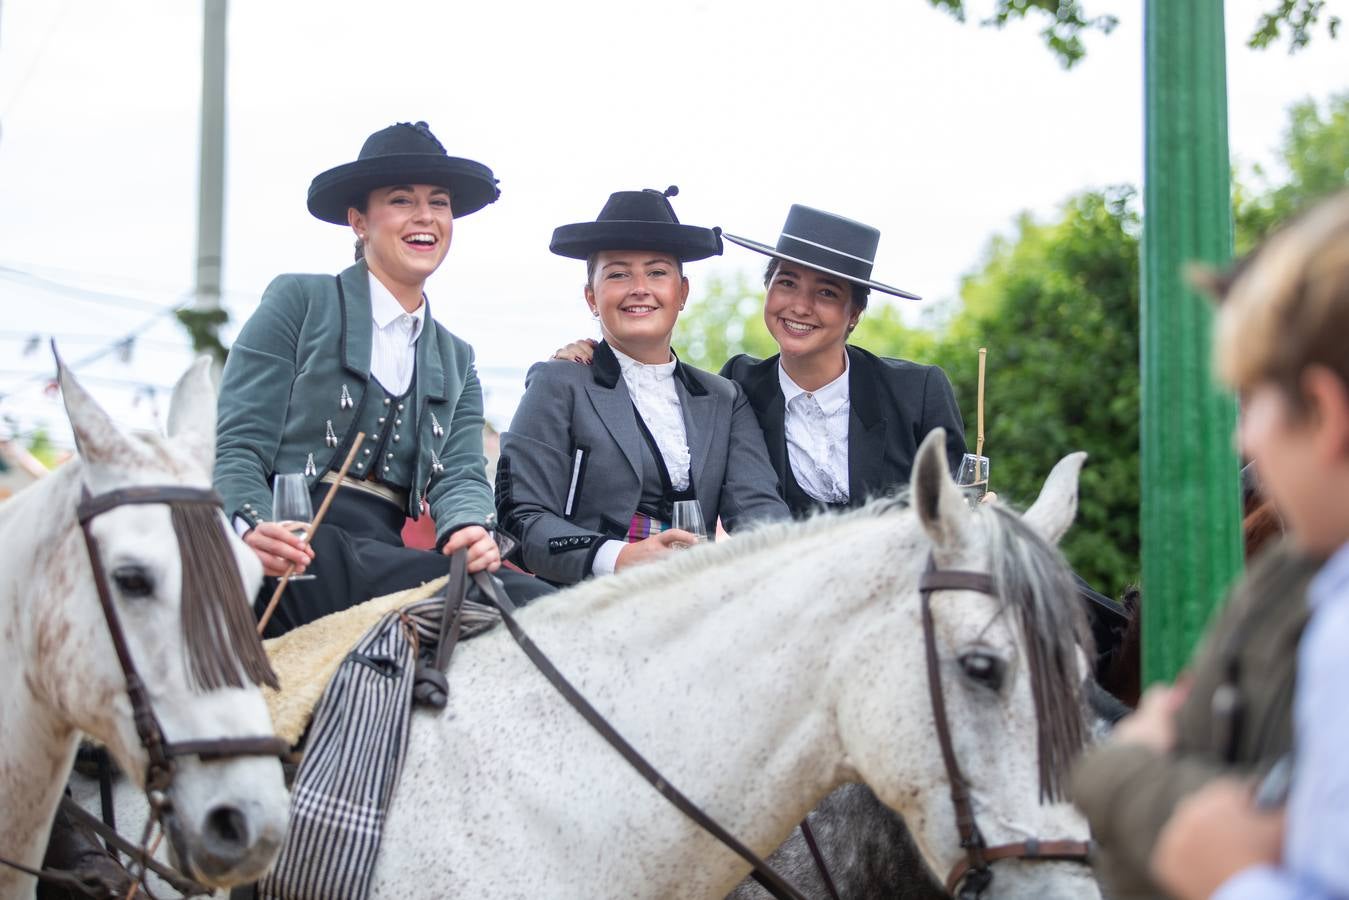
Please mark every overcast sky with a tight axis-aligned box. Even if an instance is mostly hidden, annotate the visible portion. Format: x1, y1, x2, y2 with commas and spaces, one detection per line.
0, 0, 1344, 446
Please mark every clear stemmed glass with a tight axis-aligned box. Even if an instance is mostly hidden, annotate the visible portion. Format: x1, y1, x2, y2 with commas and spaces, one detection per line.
956, 454, 991, 507
272, 473, 316, 580
671, 500, 708, 549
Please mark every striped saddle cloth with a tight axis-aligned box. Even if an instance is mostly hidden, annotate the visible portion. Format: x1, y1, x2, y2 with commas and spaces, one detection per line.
258, 594, 499, 900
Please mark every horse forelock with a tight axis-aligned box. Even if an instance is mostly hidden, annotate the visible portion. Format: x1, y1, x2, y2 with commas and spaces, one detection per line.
979, 503, 1090, 802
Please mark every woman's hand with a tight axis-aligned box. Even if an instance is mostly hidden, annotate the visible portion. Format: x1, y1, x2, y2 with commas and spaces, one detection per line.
244, 521, 315, 578
615, 529, 699, 571
551, 338, 597, 364
1113, 681, 1190, 752
441, 525, 501, 574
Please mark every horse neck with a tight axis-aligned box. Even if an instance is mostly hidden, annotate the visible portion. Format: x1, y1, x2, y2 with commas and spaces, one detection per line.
516, 512, 923, 858
0, 464, 87, 871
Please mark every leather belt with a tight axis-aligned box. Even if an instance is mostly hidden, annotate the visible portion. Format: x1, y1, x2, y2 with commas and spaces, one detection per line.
321, 471, 408, 510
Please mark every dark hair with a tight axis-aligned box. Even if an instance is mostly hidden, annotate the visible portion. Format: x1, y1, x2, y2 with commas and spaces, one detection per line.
585, 252, 684, 286
351, 194, 369, 261
763, 258, 870, 312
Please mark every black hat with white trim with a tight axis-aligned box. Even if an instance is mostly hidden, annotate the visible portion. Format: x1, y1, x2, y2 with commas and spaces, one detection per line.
307, 121, 500, 224
723, 205, 920, 300
550, 186, 723, 262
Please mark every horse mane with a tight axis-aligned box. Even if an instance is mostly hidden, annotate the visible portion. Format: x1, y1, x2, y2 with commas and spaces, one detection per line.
172, 502, 279, 691
980, 503, 1090, 803
566, 493, 1089, 803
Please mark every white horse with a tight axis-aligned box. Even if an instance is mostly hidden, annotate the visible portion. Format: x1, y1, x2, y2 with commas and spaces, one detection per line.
0, 358, 289, 896
92, 430, 1101, 899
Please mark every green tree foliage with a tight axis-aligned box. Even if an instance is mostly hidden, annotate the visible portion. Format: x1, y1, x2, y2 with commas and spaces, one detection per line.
927, 0, 1340, 68
675, 272, 780, 371
1235, 92, 1349, 252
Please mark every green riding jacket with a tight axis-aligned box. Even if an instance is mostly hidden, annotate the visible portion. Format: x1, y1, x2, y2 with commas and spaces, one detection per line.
214, 260, 493, 545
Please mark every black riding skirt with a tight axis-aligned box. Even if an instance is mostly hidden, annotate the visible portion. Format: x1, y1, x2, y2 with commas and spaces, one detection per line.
255, 487, 553, 638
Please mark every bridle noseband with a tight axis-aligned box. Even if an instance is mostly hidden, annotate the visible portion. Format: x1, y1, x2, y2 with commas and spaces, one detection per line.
918, 555, 1091, 899
76, 485, 289, 796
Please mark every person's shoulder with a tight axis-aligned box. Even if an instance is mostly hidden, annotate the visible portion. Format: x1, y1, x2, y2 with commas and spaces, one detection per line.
678, 361, 741, 401
719, 352, 775, 382
523, 358, 592, 391
850, 346, 952, 387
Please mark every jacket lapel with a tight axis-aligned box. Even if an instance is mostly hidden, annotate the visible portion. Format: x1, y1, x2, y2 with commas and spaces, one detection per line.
586, 342, 645, 481
846, 346, 888, 506
674, 360, 714, 495
742, 355, 787, 483
338, 262, 373, 380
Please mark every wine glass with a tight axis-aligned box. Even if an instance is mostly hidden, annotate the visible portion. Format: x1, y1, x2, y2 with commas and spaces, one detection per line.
272, 473, 316, 580
671, 500, 708, 549
956, 454, 991, 507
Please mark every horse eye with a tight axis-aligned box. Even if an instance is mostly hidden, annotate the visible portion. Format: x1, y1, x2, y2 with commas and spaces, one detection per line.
959, 651, 1005, 690
111, 566, 154, 598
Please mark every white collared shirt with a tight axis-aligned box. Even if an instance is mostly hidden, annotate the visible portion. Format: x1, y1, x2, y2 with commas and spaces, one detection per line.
779, 357, 851, 505
591, 346, 692, 578
368, 270, 425, 395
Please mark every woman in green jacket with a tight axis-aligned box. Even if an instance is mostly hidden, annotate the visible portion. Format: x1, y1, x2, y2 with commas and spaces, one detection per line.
215, 121, 551, 635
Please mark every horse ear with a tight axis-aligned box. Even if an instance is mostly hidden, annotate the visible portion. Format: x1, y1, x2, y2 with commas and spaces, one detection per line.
54, 342, 134, 467
1022, 452, 1087, 546
912, 428, 971, 550
166, 356, 218, 469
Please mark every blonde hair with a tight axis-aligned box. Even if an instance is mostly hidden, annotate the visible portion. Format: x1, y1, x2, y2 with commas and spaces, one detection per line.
1212, 191, 1349, 407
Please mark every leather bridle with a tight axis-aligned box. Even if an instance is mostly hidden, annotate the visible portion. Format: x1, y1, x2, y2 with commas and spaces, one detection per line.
918, 555, 1091, 898
75, 485, 289, 797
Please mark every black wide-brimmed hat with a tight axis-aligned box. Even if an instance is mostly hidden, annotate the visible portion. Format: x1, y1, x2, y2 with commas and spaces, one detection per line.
306, 121, 500, 225
724, 205, 920, 300
550, 186, 723, 262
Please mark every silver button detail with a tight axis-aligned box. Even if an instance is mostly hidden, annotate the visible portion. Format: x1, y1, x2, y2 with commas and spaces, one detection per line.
378, 417, 386, 425
387, 452, 394, 460
384, 397, 391, 406
397, 403, 404, 411
395, 418, 402, 426
383, 466, 390, 473
393, 434, 400, 442
363, 448, 371, 456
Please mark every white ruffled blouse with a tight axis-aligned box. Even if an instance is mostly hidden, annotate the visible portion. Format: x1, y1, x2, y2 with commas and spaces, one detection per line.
611, 347, 691, 492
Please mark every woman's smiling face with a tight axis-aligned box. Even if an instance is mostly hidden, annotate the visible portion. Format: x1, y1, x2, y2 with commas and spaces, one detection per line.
349, 184, 453, 286
585, 250, 688, 362
763, 261, 860, 364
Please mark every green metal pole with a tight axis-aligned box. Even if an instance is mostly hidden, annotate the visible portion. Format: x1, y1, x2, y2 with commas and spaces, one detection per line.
1141, 0, 1244, 684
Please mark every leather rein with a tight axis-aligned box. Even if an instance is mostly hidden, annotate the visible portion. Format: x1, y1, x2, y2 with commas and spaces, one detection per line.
918, 556, 1091, 898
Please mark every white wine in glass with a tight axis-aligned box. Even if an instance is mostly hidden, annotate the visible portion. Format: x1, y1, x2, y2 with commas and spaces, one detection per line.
671, 500, 708, 549
272, 473, 316, 580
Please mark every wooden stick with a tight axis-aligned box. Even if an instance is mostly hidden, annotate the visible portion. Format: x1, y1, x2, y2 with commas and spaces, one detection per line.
976, 347, 987, 479
256, 433, 366, 635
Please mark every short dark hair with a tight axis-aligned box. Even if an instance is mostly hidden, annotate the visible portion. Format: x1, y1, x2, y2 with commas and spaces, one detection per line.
762, 258, 869, 311
586, 252, 684, 285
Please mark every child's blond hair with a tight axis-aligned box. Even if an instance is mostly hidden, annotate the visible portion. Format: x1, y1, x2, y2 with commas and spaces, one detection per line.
1211, 191, 1349, 409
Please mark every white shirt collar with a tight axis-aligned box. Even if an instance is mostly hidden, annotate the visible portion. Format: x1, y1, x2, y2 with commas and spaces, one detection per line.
778, 353, 851, 416
368, 270, 426, 343
610, 345, 676, 379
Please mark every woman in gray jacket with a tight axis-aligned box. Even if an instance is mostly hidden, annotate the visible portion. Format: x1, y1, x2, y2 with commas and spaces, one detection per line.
496, 188, 788, 585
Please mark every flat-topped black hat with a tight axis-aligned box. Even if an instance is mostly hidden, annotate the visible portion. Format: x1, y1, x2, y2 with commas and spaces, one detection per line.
307, 121, 500, 225
550, 186, 723, 262
724, 205, 920, 300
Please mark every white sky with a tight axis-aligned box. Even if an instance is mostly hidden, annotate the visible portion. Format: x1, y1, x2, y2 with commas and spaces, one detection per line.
0, 0, 1344, 446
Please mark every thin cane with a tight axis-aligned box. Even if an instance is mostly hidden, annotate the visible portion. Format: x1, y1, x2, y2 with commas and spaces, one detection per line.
256, 433, 366, 635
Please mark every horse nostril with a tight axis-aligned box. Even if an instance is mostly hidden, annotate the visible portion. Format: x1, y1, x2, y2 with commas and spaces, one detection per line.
204, 804, 249, 850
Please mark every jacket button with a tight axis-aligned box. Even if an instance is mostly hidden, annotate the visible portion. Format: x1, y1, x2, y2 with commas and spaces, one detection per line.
383, 466, 390, 473
393, 434, 401, 442
384, 398, 391, 406
363, 448, 371, 456
378, 417, 386, 425
387, 452, 394, 460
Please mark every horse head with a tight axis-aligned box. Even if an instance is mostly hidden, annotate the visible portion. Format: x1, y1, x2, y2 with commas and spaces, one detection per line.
27, 354, 288, 887
837, 430, 1099, 899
